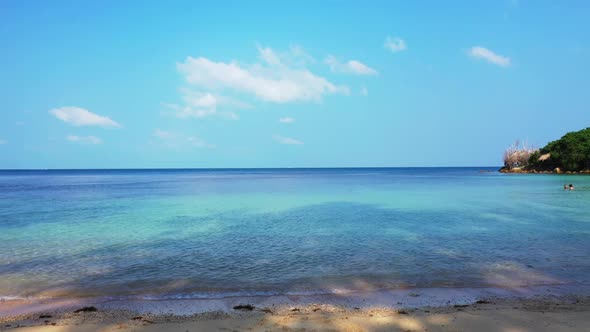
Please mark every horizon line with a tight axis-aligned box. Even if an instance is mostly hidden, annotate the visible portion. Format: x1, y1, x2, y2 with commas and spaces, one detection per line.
0, 166, 502, 171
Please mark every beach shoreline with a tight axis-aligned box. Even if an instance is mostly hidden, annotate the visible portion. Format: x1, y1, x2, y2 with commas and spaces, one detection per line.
499, 167, 590, 174
2, 284, 590, 331
1, 297, 588, 332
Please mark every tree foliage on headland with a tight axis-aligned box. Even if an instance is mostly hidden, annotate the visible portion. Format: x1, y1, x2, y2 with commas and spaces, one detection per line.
535, 127, 590, 171
502, 127, 590, 172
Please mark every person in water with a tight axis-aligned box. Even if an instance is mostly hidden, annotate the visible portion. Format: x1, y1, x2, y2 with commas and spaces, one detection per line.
569, 184, 575, 190
564, 184, 568, 190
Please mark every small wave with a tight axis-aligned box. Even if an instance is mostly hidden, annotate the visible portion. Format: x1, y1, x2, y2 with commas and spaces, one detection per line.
101, 288, 358, 301
0, 295, 34, 301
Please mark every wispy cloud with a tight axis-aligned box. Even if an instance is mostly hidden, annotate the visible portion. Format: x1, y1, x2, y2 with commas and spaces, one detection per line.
176, 46, 349, 105
153, 129, 215, 148
384, 36, 407, 53
279, 117, 295, 123
469, 46, 511, 67
153, 128, 175, 139
282, 45, 316, 66
0, 139, 7, 144
360, 87, 369, 96
50, 107, 121, 127
163, 89, 245, 120
325, 56, 378, 75
67, 135, 102, 144
257, 44, 316, 68
273, 135, 303, 145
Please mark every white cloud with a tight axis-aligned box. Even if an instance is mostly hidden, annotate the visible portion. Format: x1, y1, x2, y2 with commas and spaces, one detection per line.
279, 117, 295, 123
0, 139, 7, 144
176, 47, 349, 104
258, 46, 282, 66
153, 129, 215, 148
284, 45, 316, 66
164, 89, 245, 120
325, 56, 378, 75
169, 91, 217, 119
469, 46, 511, 67
50, 107, 121, 127
254, 44, 318, 68
67, 135, 102, 144
347, 60, 378, 75
384, 37, 407, 53
273, 135, 303, 145
360, 87, 369, 96
257, 44, 316, 67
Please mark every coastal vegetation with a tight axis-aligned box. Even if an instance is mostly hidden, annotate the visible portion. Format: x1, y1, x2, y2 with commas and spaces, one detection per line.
502, 140, 538, 169
501, 127, 590, 173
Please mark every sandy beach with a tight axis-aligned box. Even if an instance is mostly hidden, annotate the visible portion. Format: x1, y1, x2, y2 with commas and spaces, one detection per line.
2, 286, 589, 332
1, 297, 589, 332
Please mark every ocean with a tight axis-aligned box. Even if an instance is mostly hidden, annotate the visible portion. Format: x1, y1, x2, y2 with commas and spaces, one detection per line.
1, 168, 589, 300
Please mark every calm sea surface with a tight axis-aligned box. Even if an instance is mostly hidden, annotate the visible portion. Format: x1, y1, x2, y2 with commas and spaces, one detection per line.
1, 168, 589, 300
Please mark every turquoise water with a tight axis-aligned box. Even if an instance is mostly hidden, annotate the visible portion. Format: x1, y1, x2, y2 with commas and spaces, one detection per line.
1, 168, 589, 299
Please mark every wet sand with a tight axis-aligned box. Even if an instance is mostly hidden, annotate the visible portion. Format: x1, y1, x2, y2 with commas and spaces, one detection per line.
2, 285, 589, 331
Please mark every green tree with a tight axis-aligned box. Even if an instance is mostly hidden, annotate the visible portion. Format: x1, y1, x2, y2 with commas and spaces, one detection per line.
538, 127, 590, 171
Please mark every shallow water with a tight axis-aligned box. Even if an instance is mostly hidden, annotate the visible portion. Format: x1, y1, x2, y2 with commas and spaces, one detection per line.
1, 168, 589, 299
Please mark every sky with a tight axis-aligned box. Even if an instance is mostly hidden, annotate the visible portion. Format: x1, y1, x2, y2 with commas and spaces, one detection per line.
1, 0, 590, 169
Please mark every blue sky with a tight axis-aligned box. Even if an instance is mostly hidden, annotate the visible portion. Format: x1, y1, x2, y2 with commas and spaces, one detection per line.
1, 0, 589, 168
